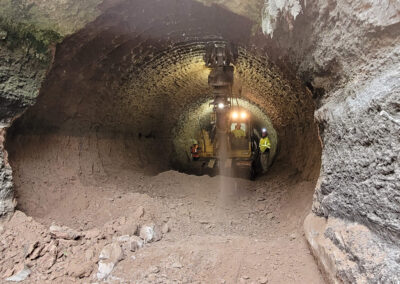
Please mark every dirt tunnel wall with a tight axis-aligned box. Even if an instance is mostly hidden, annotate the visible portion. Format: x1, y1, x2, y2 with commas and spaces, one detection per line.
0, 0, 399, 283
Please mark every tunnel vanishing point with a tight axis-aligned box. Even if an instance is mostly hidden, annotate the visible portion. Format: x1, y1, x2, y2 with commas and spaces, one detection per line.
0, 0, 399, 283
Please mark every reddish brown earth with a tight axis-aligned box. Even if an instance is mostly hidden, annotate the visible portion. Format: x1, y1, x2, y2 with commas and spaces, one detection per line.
0, 138, 325, 283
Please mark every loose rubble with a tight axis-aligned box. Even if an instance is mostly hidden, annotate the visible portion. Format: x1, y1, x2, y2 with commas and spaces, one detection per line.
0, 209, 168, 282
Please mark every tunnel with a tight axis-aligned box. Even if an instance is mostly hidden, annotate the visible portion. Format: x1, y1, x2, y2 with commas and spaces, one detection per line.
6, 0, 321, 212
0, 0, 399, 283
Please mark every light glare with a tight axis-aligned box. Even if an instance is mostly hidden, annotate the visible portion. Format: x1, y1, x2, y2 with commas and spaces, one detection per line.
218, 103, 224, 109
232, 112, 238, 119
240, 112, 247, 119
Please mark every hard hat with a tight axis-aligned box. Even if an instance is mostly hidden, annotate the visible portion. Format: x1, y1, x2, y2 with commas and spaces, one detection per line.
262, 128, 268, 137
192, 139, 198, 145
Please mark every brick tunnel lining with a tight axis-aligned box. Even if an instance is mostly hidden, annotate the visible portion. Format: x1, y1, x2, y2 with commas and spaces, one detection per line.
4, 0, 321, 217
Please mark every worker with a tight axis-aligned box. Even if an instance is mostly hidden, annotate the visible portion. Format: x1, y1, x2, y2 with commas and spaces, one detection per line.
191, 143, 200, 161
232, 123, 245, 138
259, 128, 271, 173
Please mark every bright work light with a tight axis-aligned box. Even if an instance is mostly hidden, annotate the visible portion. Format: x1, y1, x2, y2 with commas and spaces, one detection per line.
218, 103, 225, 109
232, 112, 238, 119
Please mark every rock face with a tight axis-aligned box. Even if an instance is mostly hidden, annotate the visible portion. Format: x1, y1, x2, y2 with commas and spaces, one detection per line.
263, 0, 400, 282
314, 67, 400, 242
0, 128, 13, 216
304, 214, 400, 284
0, 18, 55, 216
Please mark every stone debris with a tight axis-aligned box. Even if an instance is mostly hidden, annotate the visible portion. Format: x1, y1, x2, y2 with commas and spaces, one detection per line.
171, 262, 183, 269
25, 241, 39, 258
49, 225, 82, 240
259, 276, 268, 283
6, 266, 31, 282
115, 235, 144, 252
149, 266, 160, 274
97, 242, 124, 280
139, 224, 162, 243
67, 261, 93, 278
128, 236, 144, 252
38, 242, 58, 270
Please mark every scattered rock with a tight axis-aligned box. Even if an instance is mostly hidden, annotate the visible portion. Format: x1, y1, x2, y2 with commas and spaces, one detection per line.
6, 266, 31, 282
199, 220, 209, 224
259, 277, 268, 283
114, 235, 143, 252
25, 241, 39, 258
128, 236, 144, 252
38, 243, 58, 270
68, 261, 93, 278
0, 225, 4, 234
99, 242, 124, 262
139, 224, 162, 243
50, 225, 82, 240
289, 233, 297, 241
28, 243, 45, 260
97, 243, 124, 280
266, 213, 275, 220
97, 261, 114, 280
134, 206, 145, 219
172, 262, 183, 269
150, 266, 160, 274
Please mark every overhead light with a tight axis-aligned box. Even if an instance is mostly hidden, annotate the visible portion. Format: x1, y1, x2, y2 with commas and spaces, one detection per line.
232, 112, 238, 119
240, 112, 247, 119
218, 103, 225, 109
262, 128, 267, 132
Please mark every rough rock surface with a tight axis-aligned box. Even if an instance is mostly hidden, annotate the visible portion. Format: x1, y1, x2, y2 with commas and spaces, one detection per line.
0, 129, 13, 216
314, 65, 400, 242
264, 0, 400, 282
305, 213, 400, 284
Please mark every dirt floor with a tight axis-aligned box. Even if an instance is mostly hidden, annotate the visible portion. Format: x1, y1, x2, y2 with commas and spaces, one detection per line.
0, 156, 325, 283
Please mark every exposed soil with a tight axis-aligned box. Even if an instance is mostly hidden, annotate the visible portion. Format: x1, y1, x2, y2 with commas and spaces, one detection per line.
1, 141, 324, 283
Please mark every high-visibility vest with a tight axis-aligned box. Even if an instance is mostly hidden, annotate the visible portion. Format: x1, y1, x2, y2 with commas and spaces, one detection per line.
259, 137, 271, 153
232, 129, 245, 138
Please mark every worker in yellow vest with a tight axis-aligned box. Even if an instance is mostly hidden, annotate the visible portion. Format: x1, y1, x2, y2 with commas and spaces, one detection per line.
259, 128, 271, 173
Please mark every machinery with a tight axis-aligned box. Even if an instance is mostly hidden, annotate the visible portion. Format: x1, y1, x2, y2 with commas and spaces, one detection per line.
190, 42, 261, 179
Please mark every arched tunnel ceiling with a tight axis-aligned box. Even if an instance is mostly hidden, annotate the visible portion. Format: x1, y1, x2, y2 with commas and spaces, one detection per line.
9, 0, 319, 175
14, 0, 313, 132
